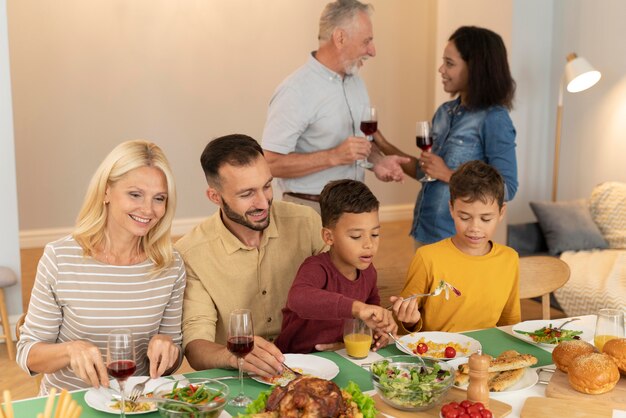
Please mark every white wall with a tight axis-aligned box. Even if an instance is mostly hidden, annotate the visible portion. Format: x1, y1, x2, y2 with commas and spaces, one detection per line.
552, 0, 626, 201
0, 0, 23, 317
8, 0, 429, 235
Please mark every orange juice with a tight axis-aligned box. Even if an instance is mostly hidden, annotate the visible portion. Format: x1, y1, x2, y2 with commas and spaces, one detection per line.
344, 333, 372, 358
594, 334, 618, 352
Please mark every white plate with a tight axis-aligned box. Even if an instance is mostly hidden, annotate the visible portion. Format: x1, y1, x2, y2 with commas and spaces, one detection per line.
447, 358, 539, 394
395, 331, 482, 360
511, 319, 594, 350
252, 354, 339, 386
84, 376, 169, 415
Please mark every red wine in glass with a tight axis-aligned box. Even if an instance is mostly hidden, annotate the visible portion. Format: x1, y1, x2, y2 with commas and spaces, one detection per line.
360, 120, 378, 136
227, 336, 254, 357
228, 309, 255, 407
416, 135, 433, 152
416, 121, 435, 182
107, 359, 137, 380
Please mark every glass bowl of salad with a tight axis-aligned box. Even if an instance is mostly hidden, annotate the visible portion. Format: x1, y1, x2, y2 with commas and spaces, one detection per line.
152, 378, 229, 417
370, 355, 455, 411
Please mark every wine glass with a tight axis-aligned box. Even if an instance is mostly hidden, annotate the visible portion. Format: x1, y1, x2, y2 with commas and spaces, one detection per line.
107, 329, 136, 418
227, 309, 255, 407
416, 121, 435, 182
594, 308, 625, 352
357, 105, 377, 169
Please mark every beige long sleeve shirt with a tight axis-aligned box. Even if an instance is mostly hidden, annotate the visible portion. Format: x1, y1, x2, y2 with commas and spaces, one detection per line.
175, 201, 326, 348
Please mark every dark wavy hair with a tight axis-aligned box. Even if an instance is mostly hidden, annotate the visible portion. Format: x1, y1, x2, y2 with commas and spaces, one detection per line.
449, 160, 505, 209
449, 26, 516, 110
320, 179, 379, 227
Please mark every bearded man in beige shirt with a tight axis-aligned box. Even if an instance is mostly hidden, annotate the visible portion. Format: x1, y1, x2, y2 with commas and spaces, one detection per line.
176, 134, 327, 377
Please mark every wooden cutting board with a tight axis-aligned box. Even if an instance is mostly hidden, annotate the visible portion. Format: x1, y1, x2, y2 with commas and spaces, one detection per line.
521, 397, 614, 417
545, 369, 626, 409
373, 389, 512, 417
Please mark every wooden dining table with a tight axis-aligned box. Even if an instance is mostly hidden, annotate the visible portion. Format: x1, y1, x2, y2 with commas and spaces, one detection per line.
10, 315, 625, 418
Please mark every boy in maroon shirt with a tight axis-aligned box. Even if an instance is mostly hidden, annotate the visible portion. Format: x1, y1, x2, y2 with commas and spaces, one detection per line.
275, 179, 397, 353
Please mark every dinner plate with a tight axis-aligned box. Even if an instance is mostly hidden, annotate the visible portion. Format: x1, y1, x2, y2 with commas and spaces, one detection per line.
252, 354, 339, 386
395, 331, 482, 360
447, 358, 539, 395
511, 319, 594, 350
84, 376, 169, 415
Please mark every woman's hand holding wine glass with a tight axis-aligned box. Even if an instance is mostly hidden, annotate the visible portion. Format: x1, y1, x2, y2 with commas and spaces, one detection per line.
107, 329, 136, 418
227, 309, 255, 407
416, 121, 436, 182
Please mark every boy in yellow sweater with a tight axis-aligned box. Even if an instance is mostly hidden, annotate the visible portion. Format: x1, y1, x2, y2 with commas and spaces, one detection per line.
391, 160, 521, 332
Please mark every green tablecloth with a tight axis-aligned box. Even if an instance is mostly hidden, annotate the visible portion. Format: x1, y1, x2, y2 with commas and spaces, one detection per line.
11, 328, 551, 417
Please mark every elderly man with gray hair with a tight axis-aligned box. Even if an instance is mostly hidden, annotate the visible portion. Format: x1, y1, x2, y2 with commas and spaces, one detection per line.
262, 0, 408, 212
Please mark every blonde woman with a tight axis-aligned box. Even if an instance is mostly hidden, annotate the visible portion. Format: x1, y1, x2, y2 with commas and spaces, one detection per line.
16, 140, 186, 394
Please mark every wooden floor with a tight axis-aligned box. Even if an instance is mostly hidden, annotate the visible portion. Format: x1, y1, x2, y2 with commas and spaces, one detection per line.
2, 219, 564, 400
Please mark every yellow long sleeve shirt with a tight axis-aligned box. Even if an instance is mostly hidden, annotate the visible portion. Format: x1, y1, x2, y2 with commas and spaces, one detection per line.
401, 238, 521, 332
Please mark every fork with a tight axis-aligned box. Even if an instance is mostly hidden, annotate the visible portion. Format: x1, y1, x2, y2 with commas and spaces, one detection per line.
385, 288, 442, 310
386, 332, 426, 367
281, 362, 303, 377
128, 376, 151, 402
556, 318, 580, 330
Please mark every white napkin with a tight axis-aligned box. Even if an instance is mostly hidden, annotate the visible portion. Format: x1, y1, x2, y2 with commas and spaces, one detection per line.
335, 348, 384, 366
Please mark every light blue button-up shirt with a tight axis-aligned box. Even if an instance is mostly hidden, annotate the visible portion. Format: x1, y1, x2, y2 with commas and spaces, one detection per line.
411, 97, 518, 244
262, 53, 370, 194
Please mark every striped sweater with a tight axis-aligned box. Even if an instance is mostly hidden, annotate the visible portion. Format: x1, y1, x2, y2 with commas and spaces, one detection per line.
16, 235, 186, 394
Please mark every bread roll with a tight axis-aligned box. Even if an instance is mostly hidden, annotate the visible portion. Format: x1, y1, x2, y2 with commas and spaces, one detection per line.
552, 340, 598, 373
567, 353, 620, 394
603, 337, 626, 375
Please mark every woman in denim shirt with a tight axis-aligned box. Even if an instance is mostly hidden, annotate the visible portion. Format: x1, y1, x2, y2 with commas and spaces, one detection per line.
375, 26, 518, 244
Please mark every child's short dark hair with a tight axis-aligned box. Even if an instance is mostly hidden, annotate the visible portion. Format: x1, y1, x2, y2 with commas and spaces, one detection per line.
320, 179, 379, 227
449, 160, 505, 208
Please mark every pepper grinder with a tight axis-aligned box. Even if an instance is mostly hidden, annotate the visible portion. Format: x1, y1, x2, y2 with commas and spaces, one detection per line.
467, 353, 490, 408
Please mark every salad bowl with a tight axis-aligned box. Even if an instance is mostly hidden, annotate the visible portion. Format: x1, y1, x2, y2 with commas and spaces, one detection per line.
370, 355, 455, 411
152, 378, 229, 418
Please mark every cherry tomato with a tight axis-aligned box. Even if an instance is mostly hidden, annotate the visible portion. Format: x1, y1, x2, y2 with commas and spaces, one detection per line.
449, 402, 461, 409
458, 414, 470, 418
467, 405, 482, 414
444, 346, 457, 358
469, 413, 482, 418
416, 342, 428, 354
444, 410, 460, 418
460, 400, 473, 410
480, 410, 493, 418
473, 402, 484, 411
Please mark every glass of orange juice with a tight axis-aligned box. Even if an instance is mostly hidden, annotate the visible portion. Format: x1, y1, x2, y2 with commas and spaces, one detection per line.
343, 318, 373, 359
594, 308, 625, 352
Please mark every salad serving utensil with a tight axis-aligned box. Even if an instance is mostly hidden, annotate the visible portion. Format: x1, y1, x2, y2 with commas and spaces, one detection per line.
386, 332, 426, 367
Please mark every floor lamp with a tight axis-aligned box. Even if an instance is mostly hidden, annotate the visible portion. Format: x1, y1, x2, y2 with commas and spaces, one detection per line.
552, 53, 601, 201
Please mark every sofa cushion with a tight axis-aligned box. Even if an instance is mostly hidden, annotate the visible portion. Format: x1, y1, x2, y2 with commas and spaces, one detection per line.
530, 199, 608, 255
590, 182, 626, 249
507, 222, 548, 256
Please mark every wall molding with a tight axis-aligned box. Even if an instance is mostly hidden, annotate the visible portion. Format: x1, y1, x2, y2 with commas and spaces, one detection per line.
19, 204, 414, 249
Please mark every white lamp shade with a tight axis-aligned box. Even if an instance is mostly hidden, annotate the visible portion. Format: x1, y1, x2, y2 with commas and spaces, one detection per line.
565, 55, 601, 93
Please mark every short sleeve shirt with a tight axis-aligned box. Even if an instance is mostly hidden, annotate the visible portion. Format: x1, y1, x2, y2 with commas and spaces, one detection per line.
262, 53, 370, 194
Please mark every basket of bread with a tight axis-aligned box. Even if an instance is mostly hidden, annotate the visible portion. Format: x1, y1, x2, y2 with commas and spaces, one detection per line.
552, 337, 625, 394
451, 350, 538, 392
